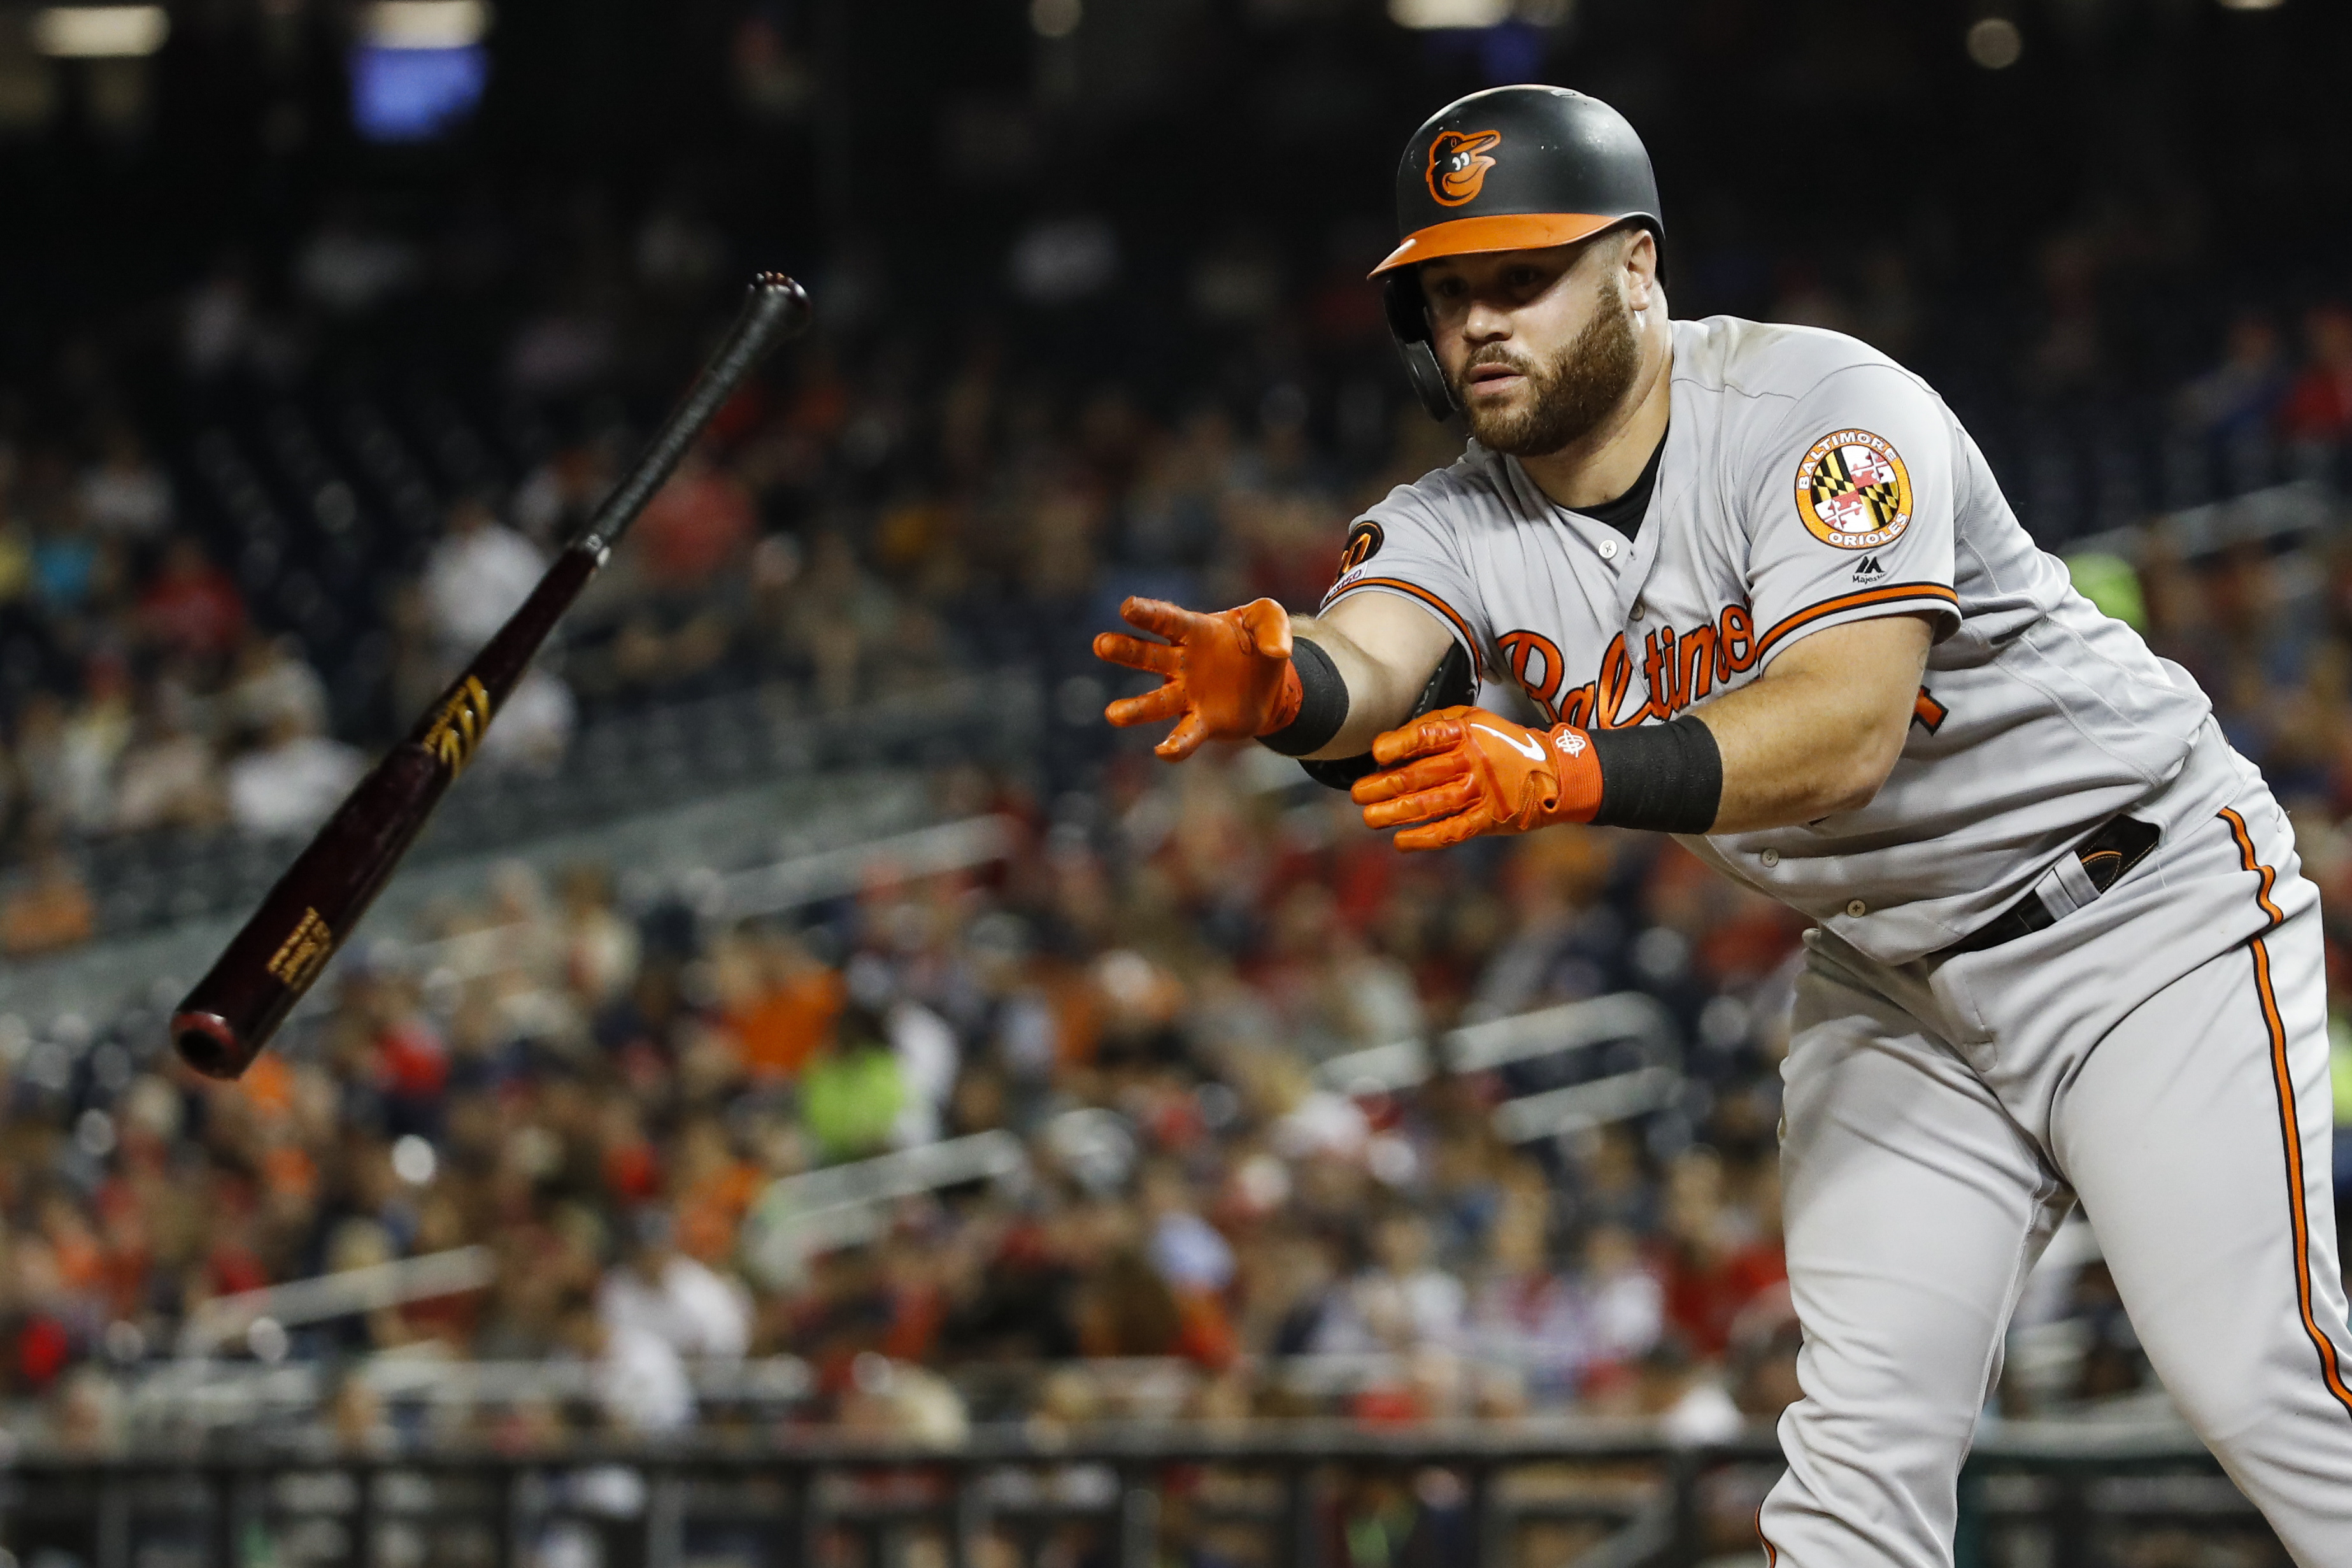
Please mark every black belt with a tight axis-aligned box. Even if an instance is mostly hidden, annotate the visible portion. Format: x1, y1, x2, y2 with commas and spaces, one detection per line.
1945, 815, 2161, 956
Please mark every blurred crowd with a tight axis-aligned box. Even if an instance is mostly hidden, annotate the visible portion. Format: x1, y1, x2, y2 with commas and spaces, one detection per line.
0, 157, 2349, 1470
0, 0, 2349, 964
0, 10, 2347, 1485
9, 179, 2352, 962
0, 6, 2340, 1565
0, 741, 1817, 1453
17, 520, 2352, 1459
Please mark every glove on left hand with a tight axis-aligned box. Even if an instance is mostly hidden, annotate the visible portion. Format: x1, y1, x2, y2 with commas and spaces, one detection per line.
1352, 706, 1603, 852
1093, 596, 1302, 761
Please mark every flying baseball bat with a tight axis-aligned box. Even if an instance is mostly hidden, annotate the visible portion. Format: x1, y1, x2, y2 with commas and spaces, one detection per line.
169, 274, 813, 1080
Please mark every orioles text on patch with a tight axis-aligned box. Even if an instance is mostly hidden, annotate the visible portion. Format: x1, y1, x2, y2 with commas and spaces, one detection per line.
1796, 428, 1913, 551
1427, 129, 1501, 206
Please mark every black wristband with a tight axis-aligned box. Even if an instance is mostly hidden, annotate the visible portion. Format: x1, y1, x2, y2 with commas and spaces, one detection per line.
1259, 638, 1350, 757
1296, 641, 1474, 790
1589, 715, 1722, 834
1299, 752, 1377, 788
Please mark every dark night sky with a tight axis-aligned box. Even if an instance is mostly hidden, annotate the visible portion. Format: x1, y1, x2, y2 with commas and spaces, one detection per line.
0, 0, 2346, 401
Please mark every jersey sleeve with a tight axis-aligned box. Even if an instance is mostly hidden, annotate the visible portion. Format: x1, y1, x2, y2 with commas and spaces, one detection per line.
1739, 362, 1964, 669
1318, 481, 1493, 678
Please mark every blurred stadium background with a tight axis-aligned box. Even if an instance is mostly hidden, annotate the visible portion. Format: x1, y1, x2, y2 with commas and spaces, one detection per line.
0, 0, 2344, 1564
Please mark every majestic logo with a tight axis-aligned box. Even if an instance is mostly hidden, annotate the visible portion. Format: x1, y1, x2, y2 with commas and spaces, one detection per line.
1795, 429, 1913, 550
1852, 555, 1885, 580
1337, 521, 1384, 574
1426, 129, 1502, 207
422, 675, 494, 775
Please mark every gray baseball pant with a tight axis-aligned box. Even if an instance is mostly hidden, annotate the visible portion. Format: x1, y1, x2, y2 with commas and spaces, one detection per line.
1758, 743, 2352, 1565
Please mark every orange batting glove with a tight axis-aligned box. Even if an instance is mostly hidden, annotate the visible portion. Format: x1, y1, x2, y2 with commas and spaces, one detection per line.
1351, 706, 1602, 852
1093, 596, 1303, 761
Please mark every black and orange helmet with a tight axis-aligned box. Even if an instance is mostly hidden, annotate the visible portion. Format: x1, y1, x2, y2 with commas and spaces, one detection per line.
1373, 84, 1662, 277
1377, 85, 1662, 420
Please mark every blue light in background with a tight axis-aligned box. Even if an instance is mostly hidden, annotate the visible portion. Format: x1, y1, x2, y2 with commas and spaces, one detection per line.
351, 43, 487, 143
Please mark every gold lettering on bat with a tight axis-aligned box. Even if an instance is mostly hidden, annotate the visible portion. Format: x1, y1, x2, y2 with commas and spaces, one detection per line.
422, 676, 494, 775
266, 907, 334, 988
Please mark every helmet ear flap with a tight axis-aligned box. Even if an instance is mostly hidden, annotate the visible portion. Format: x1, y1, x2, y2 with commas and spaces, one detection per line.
1383, 272, 1458, 423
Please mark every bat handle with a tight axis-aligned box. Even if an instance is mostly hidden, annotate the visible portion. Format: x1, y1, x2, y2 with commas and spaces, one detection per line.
574, 273, 812, 558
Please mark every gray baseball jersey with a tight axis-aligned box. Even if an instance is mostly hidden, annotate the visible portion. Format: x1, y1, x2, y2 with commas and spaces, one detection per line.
1324, 315, 2213, 966
1327, 315, 2352, 1564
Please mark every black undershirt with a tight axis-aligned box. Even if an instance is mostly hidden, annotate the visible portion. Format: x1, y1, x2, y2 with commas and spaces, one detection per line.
1579, 426, 1669, 539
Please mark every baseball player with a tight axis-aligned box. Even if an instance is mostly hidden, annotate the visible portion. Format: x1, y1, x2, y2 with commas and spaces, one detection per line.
1094, 85, 2352, 1565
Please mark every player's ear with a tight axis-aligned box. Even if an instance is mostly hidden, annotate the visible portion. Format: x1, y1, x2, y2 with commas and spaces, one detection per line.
1620, 228, 1659, 314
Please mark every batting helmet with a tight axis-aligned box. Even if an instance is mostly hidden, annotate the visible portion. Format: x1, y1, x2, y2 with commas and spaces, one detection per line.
1375, 85, 1662, 420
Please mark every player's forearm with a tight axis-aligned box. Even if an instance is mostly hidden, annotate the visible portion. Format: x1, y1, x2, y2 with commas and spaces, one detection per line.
1286, 613, 1430, 758
1692, 664, 1913, 833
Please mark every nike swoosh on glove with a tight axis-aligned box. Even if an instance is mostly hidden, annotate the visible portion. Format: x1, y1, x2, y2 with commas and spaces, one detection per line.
1092, 596, 1302, 761
1351, 705, 1602, 852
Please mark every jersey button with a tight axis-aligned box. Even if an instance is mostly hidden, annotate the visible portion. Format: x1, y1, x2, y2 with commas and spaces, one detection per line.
1630, 600, 1646, 620
1846, 899, 1869, 918
1759, 849, 1779, 868
1598, 538, 1620, 561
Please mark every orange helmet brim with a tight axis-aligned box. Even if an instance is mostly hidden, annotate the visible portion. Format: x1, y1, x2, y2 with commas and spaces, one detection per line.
1369, 211, 1623, 277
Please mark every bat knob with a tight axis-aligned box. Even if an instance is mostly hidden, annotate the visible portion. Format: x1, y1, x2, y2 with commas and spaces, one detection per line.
171, 1010, 253, 1080
748, 273, 813, 338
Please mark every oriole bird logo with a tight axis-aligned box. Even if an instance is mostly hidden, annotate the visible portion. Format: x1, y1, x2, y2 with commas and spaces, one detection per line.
1427, 129, 1502, 206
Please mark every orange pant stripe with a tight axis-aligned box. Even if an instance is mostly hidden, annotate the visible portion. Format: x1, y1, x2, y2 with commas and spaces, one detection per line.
2220, 805, 2352, 1421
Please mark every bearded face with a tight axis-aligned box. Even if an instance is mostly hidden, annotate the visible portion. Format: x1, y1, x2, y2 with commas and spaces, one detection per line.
1450, 273, 1641, 459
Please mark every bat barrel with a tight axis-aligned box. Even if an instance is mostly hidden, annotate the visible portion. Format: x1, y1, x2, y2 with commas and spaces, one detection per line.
171, 1009, 249, 1081
167, 741, 450, 1080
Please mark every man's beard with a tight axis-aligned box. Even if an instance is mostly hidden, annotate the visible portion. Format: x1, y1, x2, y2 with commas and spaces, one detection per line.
1453, 284, 1641, 457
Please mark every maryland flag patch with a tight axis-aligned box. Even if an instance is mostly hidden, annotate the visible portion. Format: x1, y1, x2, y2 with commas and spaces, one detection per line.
1795, 429, 1913, 550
